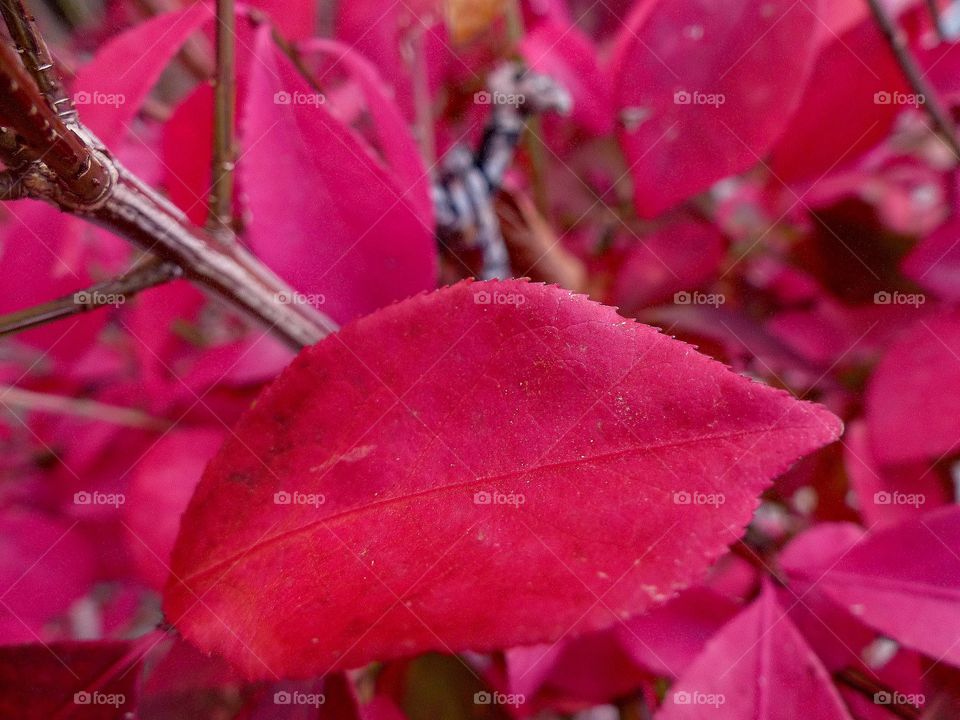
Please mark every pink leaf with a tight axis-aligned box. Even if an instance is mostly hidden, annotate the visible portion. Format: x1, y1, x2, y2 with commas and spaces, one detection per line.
843, 421, 949, 529
611, 216, 726, 314
298, 38, 434, 221
768, 17, 910, 184
74, 4, 212, 142
0, 509, 95, 640
521, 18, 613, 136
240, 26, 436, 323
610, 0, 822, 218
904, 212, 960, 302
657, 581, 853, 719
783, 506, 960, 669
164, 279, 840, 679
866, 311, 960, 464
616, 586, 741, 678
125, 427, 226, 589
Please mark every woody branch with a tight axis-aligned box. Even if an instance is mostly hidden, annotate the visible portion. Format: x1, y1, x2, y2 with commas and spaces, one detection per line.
0, 1, 336, 349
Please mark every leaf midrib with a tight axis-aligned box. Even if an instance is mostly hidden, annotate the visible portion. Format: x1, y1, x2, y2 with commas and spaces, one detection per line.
178, 423, 818, 586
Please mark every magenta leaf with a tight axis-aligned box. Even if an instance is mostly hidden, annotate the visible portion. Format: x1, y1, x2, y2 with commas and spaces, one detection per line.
843, 421, 950, 529
904, 212, 960, 302
125, 427, 226, 590
164, 279, 840, 678
768, 16, 911, 184
521, 18, 613, 136
866, 311, 960, 464
611, 216, 726, 314
783, 507, 960, 669
0, 509, 95, 642
616, 586, 741, 678
657, 581, 853, 719
73, 4, 212, 142
609, 0, 822, 217
240, 25, 436, 324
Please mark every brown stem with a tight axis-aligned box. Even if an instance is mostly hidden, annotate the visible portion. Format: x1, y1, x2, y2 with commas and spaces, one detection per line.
866, 0, 960, 159
0, 0, 77, 124
0, 168, 29, 198
0, 39, 110, 204
408, 26, 435, 168
91, 168, 336, 347
209, 0, 236, 235
0, 384, 171, 430
0, 15, 336, 349
0, 256, 180, 337
503, 0, 549, 214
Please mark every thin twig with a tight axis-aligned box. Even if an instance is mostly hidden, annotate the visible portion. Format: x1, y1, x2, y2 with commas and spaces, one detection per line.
408, 26, 436, 168
0, 384, 171, 430
866, 0, 960, 159
209, 0, 236, 236
0, 0, 77, 125
0, 257, 181, 337
503, 0, 550, 214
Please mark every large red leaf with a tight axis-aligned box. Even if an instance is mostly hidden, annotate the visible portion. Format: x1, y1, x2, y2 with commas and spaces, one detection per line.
164, 280, 840, 679
656, 581, 853, 719
782, 507, 960, 669
609, 0, 821, 218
